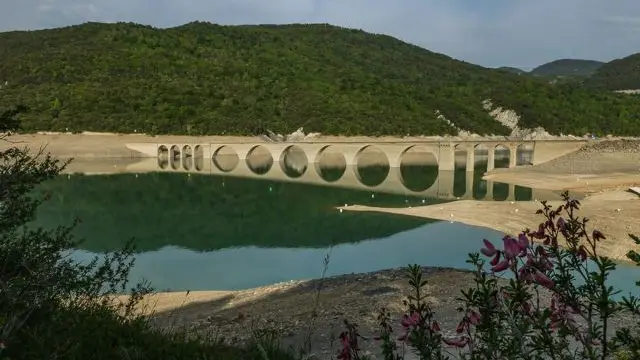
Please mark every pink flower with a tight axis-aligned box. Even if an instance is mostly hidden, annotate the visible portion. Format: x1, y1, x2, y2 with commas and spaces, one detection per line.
517, 233, 530, 252
431, 321, 441, 332
556, 217, 566, 230
577, 245, 588, 262
503, 236, 520, 259
469, 311, 481, 326
337, 333, 352, 360
400, 312, 420, 328
592, 230, 606, 241
480, 239, 497, 256
443, 336, 470, 348
491, 259, 510, 272
530, 224, 546, 239
489, 252, 501, 266
533, 270, 554, 289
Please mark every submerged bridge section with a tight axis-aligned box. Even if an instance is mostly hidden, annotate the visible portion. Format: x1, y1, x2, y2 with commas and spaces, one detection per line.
125, 140, 586, 201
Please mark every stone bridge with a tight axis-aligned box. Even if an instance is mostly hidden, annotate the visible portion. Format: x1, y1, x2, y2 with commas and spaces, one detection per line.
126, 139, 585, 172
125, 140, 586, 201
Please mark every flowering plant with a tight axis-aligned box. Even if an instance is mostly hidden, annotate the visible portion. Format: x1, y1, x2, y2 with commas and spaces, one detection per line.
337, 192, 637, 360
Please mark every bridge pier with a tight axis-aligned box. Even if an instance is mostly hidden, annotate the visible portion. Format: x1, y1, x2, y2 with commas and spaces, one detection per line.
509, 146, 517, 168
487, 148, 495, 172
385, 148, 407, 168
463, 172, 475, 200
438, 143, 455, 171
436, 170, 455, 199
484, 180, 494, 201
466, 149, 475, 172
507, 183, 516, 201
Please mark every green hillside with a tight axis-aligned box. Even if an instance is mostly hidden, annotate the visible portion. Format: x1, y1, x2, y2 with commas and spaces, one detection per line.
584, 53, 640, 91
530, 59, 604, 77
495, 67, 526, 75
1, 22, 640, 136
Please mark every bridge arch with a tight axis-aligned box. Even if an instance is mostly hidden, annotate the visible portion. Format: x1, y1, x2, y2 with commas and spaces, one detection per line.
354, 145, 390, 187
246, 145, 273, 175
279, 145, 308, 178
398, 145, 439, 192
169, 145, 180, 170
157, 145, 169, 169
314, 145, 347, 182
494, 143, 510, 169
182, 145, 193, 170
516, 143, 534, 166
194, 145, 204, 171
212, 145, 239, 172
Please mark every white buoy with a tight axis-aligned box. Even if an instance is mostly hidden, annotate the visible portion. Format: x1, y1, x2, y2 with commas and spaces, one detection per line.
422, 199, 426, 203
339, 208, 343, 213
371, 194, 375, 198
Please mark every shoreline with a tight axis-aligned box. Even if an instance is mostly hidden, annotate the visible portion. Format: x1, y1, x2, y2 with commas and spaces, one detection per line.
339, 188, 640, 263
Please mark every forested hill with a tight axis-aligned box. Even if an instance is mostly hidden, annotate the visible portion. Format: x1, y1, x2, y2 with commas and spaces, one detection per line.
1, 22, 639, 136
584, 53, 640, 91
530, 59, 604, 77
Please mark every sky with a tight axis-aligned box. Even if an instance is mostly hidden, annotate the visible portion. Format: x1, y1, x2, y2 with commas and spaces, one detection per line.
1, 0, 639, 69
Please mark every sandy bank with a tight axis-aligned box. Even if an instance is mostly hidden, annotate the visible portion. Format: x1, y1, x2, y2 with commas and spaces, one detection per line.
339, 189, 640, 262
484, 139, 640, 193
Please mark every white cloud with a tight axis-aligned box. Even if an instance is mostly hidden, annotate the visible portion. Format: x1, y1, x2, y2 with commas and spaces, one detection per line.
0, 0, 639, 68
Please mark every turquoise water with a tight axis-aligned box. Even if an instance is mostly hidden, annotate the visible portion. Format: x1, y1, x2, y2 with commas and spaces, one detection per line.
30, 159, 640, 298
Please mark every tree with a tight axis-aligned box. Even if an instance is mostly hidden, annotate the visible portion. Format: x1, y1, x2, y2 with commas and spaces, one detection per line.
0, 106, 148, 358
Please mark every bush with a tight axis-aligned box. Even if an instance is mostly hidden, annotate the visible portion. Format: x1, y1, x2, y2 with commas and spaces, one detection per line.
336, 193, 640, 360
0, 107, 298, 360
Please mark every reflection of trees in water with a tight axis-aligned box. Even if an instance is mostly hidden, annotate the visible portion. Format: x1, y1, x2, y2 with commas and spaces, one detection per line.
31, 173, 438, 253
32, 155, 535, 254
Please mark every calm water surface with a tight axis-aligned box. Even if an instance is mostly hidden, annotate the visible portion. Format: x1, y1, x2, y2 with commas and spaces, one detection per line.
30, 154, 640, 298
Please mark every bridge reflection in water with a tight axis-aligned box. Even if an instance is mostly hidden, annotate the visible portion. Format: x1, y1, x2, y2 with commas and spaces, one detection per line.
123, 142, 565, 202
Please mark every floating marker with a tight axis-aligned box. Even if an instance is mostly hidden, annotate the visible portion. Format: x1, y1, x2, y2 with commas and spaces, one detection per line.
339, 208, 343, 213
135, 174, 138, 178
422, 199, 426, 203
371, 193, 375, 198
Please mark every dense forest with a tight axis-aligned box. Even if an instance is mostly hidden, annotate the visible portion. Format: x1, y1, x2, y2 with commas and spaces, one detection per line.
1, 22, 639, 136
530, 59, 604, 77
584, 53, 640, 91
